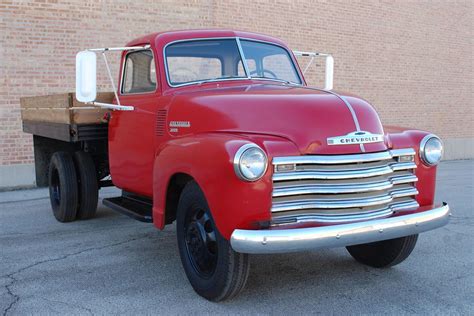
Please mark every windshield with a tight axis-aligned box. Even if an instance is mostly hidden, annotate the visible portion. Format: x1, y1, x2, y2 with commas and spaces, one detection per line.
165, 38, 302, 86
239, 40, 301, 84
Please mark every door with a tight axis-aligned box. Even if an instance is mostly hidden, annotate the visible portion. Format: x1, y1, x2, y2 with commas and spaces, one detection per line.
108, 48, 159, 197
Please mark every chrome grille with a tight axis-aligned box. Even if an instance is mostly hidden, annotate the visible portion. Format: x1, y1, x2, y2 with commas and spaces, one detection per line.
271, 148, 419, 225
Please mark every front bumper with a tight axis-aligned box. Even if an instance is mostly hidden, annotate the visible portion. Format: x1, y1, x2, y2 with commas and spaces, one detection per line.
230, 203, 450, 254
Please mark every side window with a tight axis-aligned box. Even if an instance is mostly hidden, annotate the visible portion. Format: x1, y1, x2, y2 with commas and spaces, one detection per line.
122, 50, 157, 94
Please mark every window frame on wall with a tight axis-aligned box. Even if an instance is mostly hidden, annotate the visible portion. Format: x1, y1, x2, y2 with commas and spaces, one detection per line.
120, 48, 158, 95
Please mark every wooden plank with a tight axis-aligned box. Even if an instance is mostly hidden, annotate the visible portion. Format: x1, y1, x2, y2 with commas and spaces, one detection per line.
21, 92, 114, 109
20, 92, 115, 125
71, 92, 114, 124
21, 108, 70, 124
22, 121, 72, 142
71, 92, 114, 108
71, 108, 109, 124
20, 93, 71, 109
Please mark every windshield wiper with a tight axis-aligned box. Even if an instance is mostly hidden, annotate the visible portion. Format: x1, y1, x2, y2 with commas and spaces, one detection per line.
250, 76, 298, 85
196, 76, 243, 85
194, 76, 299, 86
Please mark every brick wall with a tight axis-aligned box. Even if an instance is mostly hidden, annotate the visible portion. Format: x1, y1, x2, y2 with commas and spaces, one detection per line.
0, 1, 472, 174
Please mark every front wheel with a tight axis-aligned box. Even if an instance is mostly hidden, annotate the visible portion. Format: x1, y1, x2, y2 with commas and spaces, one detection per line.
346, 234, 419, 268
176, 181, 250, 301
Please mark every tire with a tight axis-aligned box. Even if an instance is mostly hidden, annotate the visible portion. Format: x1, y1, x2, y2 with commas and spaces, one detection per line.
176, 181, 250, 301
346, 234, 419, 268
73, 151, 99, 220
48, 152, 79, 222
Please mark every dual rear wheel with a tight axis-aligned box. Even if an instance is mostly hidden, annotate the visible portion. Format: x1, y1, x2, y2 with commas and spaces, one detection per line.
48, 151, 98, 222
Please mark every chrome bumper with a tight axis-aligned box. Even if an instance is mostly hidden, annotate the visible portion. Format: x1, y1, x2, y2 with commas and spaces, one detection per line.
230, 203, 450, 254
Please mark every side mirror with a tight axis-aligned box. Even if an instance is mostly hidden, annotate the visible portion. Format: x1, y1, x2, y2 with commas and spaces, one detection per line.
75, 51, 97, 102
324, 55, 334, 90
293, 51, 334, 90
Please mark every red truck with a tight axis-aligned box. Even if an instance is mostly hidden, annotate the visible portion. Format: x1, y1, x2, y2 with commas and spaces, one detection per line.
21, 29, 450, 301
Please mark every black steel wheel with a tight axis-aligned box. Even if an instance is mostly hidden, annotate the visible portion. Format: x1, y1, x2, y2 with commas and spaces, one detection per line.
346, 234, 419, 268
177, 181, 250, 301
48, 152, 78, 222
73, 151, 98, 220
184, 206, 218, 278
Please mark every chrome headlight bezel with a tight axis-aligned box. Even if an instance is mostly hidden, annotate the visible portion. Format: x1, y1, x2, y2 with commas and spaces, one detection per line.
233, 143, 268, 181
420, 134, 443, 166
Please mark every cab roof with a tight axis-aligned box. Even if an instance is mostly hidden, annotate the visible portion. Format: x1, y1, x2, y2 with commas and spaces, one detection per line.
126, 29, 288, 48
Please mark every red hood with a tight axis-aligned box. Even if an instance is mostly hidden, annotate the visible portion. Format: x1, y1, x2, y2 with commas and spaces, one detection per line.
168, 83, 387, 154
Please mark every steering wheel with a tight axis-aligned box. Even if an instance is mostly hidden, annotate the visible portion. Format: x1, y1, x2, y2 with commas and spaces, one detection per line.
250, 69, 278, 79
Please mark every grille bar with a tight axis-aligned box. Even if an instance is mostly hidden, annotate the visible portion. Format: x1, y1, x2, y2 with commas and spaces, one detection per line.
272, 199, 420, 225
273, 161, 416, 181
272, 187, 418, 212
273, 174, 418, 196
271, 148, 419, 224
273, 148, 415, 165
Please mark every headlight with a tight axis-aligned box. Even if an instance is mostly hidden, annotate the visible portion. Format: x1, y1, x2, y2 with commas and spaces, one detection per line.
233, 144, 268, 181
420, 134, 443, 166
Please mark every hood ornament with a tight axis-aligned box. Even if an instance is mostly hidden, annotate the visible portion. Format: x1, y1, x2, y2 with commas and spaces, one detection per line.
327, 131, 384, 145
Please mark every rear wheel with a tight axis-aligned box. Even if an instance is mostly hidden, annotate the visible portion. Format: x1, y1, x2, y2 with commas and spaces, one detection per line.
48, 152, 78, 222
73, 151, 98, 220
346, 234, 419, 268
176, 181, 250, 301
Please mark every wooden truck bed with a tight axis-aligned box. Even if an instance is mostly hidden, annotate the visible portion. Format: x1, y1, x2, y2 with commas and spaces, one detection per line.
20, 92, 113, 142
20, 92, 114, 187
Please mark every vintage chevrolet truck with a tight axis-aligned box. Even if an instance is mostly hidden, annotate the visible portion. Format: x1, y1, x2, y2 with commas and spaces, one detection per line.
21, 30, 450, 301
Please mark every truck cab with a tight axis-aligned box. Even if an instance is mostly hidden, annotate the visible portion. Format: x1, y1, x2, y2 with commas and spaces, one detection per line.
25, 29, 450, 301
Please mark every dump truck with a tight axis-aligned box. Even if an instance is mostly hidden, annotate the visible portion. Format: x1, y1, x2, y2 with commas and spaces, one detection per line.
21, 29, 450, 301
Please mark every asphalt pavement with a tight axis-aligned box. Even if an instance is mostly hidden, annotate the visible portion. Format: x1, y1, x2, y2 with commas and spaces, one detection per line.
1, 160, 473, 315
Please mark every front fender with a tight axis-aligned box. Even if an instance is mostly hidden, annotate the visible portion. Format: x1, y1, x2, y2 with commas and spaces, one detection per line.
385, 127, 438, 206
152, 133, 297, 239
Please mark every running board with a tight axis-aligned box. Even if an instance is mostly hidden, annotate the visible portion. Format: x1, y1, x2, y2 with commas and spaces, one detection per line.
103, 192, 153, 223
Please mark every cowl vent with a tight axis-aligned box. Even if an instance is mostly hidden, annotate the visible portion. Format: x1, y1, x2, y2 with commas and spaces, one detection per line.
156, 110, 167, 136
